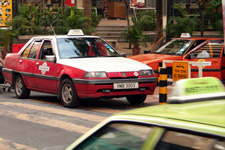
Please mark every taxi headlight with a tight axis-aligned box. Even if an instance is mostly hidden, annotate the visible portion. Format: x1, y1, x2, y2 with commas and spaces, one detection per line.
83, 72, 108, 78
140, 70, 154, 76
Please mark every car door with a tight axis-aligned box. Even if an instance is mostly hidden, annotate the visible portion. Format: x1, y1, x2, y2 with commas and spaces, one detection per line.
33, 39, 59, 93
220, 44, 225, 81
17, 39, 42, 89
183, 40, 223, 80
154, 128, 225, 150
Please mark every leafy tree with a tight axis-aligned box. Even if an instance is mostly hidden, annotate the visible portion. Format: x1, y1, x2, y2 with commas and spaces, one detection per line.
9, 4, 101, 36
165, 5, 199, 40
203, 0, 222, 33
64, 7, 91, 35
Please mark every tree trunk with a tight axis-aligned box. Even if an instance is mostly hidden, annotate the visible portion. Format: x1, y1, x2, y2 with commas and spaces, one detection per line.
124, 0, 130, 27
42, 0, 45, 12
124, 0, 131, 48
155, 0, 163, 42
198, 0, 205, 37
61, 0, 64, 15
84, 0, 92, 26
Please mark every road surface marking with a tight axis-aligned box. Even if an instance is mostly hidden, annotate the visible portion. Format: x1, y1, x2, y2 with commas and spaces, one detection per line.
1, 102, 106, 122
0, 138, 37, 150
81, 107, 122, 114
0, 109, 90, 134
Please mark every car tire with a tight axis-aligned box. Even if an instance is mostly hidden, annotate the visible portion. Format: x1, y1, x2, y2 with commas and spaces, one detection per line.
126, 95, 146, 105
59, 79, 80, 108
15, 75, 30, 99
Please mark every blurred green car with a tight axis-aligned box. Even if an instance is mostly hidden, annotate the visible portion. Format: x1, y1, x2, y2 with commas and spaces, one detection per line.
67, 77, 225, 150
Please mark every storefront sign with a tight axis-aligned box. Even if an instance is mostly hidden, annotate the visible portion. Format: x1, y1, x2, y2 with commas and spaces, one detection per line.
130, 0, 145, 8
66, 0, 75, 6
0, 0, 12, 27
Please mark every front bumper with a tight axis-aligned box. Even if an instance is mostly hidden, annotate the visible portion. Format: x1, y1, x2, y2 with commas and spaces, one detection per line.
73, 77, 157, 99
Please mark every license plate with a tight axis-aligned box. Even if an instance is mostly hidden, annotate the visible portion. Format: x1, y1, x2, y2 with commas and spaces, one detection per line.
113, 82, 139, 89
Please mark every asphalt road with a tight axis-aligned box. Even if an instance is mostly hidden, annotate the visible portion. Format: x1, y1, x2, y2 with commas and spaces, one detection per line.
0, 88, 160, 150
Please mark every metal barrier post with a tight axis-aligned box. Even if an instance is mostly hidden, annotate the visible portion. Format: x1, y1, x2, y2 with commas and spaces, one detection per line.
159, 68, 167, 104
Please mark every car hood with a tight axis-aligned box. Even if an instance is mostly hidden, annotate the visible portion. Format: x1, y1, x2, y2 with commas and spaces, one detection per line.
117, 100, 225, 129
58, 57, 151, 72
129, 54, 183, 64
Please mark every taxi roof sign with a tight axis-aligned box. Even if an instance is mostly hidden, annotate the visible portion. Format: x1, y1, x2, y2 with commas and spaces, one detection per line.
169, 77, 225, 103
67, 29, 84, 36
180, 33, 191, 38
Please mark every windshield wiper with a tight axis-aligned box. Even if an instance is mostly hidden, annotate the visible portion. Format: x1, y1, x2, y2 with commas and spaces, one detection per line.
68, 56, 94, 59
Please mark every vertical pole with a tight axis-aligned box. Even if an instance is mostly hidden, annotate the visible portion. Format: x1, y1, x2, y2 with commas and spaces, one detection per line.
222, 0, 225, 44
188, 63, 191, 78
159, 68, 167, 104
199, 63, 203, 77
158, 62, 163, 84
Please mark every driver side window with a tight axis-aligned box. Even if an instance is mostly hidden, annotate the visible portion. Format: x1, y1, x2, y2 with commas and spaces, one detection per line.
39, 40, 54, 60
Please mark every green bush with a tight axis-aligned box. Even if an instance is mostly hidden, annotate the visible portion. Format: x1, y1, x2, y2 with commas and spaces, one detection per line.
133, 11, 156, 31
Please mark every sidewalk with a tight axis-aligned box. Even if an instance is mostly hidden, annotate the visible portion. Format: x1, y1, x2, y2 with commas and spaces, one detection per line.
98, 18, 133, 26
115, 42, 154, 57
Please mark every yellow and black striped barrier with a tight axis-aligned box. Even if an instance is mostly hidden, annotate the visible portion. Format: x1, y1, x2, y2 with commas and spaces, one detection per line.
159, 68, 167, 104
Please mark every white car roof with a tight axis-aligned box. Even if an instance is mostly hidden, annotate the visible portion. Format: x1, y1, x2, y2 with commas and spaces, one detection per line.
32, 35, 100, 39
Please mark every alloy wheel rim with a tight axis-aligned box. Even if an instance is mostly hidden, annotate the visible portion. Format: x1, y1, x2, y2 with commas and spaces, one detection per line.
62, 83, 73, 103
16, 78, 23, 95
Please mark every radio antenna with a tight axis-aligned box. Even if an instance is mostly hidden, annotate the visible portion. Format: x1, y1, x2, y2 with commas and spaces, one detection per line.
47, 19, 56, 36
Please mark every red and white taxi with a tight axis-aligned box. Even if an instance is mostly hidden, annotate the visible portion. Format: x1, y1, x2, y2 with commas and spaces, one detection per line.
2, 30, 157, 108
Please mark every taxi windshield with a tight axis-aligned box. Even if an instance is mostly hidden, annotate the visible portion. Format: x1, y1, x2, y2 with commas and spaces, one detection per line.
57, 38, 120, 59
151, 39, 193, 56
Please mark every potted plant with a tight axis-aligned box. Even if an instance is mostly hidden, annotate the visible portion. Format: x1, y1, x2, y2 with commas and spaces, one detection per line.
120, 26, 146, 55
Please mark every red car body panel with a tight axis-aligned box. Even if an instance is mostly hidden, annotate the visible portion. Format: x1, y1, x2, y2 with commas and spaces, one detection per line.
130, 38, 225, 81
130, 54, 183, 77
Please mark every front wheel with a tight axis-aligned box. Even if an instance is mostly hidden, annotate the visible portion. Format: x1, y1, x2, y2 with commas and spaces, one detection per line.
126, 95, 146, 105
59, 79, 80, 108
15, 75, 30, 99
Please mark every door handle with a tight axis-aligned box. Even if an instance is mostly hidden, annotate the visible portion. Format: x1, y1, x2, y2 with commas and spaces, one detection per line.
36, 63, 39, 66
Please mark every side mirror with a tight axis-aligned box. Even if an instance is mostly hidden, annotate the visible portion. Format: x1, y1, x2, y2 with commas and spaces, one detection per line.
185, 54, 191, 59
45, 55, 56, 63
144, 50, 150, 54
120, 53, 126, 57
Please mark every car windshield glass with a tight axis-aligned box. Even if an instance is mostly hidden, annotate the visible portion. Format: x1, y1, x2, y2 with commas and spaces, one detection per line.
74, 122, 153, 150
57, 38, 120, 59
155, 130, 225, 150
151, 39, 193, 56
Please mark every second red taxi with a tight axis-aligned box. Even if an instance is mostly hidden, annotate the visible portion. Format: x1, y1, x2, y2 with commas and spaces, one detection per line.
130, 36, 224, 81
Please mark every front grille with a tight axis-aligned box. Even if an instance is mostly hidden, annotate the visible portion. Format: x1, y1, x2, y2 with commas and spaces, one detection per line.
97, 87, 150, 93
109, 77, 138, 79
